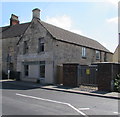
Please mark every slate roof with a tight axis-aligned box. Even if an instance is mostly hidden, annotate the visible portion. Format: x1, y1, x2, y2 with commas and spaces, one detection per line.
40, 21, 110, 52
1, 22, 30, 39
1, 20, 111, 53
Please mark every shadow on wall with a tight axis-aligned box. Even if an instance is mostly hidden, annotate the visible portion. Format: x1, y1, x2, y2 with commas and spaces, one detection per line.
2, 71, 20, 81
2, 71, 8, 79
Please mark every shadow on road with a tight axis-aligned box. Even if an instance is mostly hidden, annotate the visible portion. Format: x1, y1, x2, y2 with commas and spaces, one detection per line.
91, 90, 110, 94
1, 81, 40, 90
55, 85, 76, 89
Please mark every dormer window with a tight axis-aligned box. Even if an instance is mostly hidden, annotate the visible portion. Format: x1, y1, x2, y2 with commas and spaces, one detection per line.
38, 38, 44, 53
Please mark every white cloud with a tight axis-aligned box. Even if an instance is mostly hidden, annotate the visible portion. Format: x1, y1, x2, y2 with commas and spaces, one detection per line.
20, 20, 29, 24
105, 0, 118, 7
106, 17, 118, 24
0, 0, 111, 2
46, 15, 72, 29
20, 17, 31, 23
45, 15, 82, 35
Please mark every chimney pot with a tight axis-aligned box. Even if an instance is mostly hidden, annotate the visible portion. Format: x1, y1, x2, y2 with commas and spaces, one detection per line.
10, 14, 19, 26
32, 8, 40, 20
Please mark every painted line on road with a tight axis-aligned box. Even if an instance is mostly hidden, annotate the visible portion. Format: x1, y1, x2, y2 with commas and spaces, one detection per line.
16, 93, 88, 116
0, 79, 14, 82
114, 112, 120, 114
79, 108, 90, 111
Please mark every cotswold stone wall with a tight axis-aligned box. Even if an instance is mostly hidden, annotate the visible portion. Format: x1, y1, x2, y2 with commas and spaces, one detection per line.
2, 37, 19, 74
53, 39, 113, 83
113, 45, 120, 63
16, 18, 113, 84
17, 19, 54, 84
0, 39, 2, 78
53, 40, 113, 65
117, 45, 120, 63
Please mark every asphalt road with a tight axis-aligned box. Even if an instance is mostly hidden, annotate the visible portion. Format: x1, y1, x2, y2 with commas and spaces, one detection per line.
1, 82, 119, 116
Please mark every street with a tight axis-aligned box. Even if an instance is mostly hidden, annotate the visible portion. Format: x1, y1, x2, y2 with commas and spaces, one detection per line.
1, 82, 119, 116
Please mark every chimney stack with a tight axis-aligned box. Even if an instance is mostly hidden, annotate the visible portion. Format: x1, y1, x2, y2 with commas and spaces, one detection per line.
118, 33, 120, 46
10, 14, 19, 26
32, 8, 40, 20
118, 33, 120, 63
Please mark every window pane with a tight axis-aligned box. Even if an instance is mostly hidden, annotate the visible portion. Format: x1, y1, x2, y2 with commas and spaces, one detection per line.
104, 53, 107, 62
38, 38, 44, 52
40, 61, 45, 78
40, 65, 45, 78
82, 47, 86, 57
96, 50, 100, 59
24, 65, 29, 76
24, 41, 28, 54
40, 43, 44, 52
40, 61, 45, 64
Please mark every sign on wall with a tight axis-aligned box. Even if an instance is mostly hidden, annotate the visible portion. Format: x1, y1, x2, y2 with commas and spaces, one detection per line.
86, 68, 90, 75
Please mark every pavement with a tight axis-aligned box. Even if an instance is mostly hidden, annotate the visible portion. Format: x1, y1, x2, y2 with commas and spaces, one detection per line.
1, 79, 120, 100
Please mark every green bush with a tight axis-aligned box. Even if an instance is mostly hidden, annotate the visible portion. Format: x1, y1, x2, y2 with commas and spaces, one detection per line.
114, 74, 120, 92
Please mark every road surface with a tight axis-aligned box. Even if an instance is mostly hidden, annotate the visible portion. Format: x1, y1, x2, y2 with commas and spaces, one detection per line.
1, 82, 119, 116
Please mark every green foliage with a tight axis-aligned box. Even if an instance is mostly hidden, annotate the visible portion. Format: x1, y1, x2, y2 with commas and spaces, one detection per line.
114, 74, 120, 92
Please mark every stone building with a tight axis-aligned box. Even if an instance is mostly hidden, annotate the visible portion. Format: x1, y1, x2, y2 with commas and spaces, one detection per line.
0, 8, 113, 83
113, 45, 120, 63
0, 14, 30, 79
0, 39, 2, 78
113, 33, 120, 63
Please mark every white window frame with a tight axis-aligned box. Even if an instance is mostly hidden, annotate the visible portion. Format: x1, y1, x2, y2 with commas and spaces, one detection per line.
82, 47, 86, 58
96, 50, 100, 60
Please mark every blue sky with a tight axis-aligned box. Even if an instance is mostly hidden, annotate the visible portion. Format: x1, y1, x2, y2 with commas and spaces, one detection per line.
1, 1, 119, 52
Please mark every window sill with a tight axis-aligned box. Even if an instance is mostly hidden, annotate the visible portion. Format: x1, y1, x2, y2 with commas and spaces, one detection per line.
96, 58, 100, 60
82, 56, 87, 59
38, 51, 45, 54
23, 53, 29, 55
39, 77, 45, 79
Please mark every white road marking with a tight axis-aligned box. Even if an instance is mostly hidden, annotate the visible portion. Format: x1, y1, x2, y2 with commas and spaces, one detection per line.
16, 93, 88, 116
0, 79, 14, 82
114, 112, 120, 114
79, 108, 90, 110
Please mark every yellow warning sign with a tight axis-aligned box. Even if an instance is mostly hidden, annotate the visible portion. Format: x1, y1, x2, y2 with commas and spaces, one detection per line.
86, 69, 90, 75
